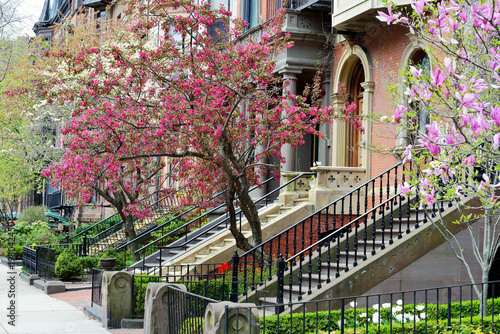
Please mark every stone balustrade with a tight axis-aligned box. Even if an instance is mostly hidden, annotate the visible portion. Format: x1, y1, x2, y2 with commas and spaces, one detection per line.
309, 166, 367, 210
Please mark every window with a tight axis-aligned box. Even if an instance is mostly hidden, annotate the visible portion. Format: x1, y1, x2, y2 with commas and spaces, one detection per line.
408, 50, 430, 144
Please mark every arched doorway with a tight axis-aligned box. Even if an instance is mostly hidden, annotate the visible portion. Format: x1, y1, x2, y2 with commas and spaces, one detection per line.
347, 59, 364, 167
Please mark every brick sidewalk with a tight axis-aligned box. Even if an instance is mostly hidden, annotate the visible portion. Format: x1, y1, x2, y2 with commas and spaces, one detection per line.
50, 285, 143, 334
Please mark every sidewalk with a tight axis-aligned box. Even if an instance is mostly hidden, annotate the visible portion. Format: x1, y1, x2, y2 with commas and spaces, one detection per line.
0, 263, 110, 334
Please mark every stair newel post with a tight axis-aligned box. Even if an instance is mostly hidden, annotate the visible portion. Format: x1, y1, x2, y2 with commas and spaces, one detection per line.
83, 233, 87, 257
363, 183, 369, 260
394, 165, 399, 205
380, 203, 386, 250
316, 243, 323, 289
276, 254, 285, 314
230, 250, 239, 302
389, 197, 394, 245
335, 235, 341, 278
386, 170, 391, 207
379, 174, 384, 205
324, 232, 331, 283
371, 196, 377, 256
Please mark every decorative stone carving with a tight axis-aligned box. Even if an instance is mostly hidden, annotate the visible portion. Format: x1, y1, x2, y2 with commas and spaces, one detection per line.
102, 271, 133, 329
279, 172, 313, 207
204, 301, 259, 334
310, 166, 367, 210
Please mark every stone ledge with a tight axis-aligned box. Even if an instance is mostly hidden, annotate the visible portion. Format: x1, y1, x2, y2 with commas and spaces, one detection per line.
121, 318, 143, 329
1, 257, 22, 267
33, 280, 66, 294
19, 272, 40, 285
84, 305, 102, 322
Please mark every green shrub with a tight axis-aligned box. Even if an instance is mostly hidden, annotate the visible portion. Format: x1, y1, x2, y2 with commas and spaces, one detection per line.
80, 256, 99, 271
5, 245, 23, 259
55, 250, 82, 280
19, 206, 48, 224
257, 299, 500, 334
134, 275, 161, 316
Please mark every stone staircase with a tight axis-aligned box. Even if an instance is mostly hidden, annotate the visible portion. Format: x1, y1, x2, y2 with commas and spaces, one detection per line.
87, 207, 173, 256
242, 197, 477, 315
131, 196, 315, 274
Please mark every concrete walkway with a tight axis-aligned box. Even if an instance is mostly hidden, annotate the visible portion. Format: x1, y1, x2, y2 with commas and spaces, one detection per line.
0, 263, 110, 334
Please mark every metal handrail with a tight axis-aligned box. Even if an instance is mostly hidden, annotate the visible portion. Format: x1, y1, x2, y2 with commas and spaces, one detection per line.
133, 177, 277, 254
288, 192, 401, 263
118, 188, 229, 252
86, 190, 175, 246
238, 163, 402, 258
71, 187, 172, 242
149, 173, 314, 253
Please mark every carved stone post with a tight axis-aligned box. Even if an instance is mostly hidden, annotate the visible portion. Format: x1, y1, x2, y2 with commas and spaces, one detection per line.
101, 271, 133, 329
143, 283, 187, 334
204, 302, 260, 334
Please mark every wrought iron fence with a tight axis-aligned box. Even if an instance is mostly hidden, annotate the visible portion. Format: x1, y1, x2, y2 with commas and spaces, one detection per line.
22, 246, 37, 275
132, 270, 230, 318
231, 163, 405, 301
91, 268, 104, 307
36, 246, 57, 280
164, 286, 218, 334
225, 280, 500, 333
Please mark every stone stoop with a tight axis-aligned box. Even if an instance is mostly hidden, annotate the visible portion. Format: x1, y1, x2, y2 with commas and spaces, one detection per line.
159, 200, 316, 275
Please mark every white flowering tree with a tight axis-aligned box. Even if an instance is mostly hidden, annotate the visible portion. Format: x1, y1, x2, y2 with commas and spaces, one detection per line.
378, 0, 500, 313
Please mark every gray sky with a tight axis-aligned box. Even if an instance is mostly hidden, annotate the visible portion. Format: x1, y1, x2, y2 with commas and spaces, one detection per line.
17, 0, 45, 36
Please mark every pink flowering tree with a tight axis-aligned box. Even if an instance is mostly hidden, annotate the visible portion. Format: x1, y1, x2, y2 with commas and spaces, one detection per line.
379, 0, 500, 309
40, 0, 357, 256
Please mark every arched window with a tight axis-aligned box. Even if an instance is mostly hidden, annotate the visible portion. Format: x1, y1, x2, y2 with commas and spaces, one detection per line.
405, 49, 431, 145
347, 59, 364, 167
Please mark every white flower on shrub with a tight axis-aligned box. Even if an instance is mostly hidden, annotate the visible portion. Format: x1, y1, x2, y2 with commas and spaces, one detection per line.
395, 314, 404, 322
396, 299, 403, 306
416, 305, 425, 311
413, 315, 420, 322
350, 301, 357, 308
359, 312, 367, 318
420, 312, 427, 319
392, 305, 403, 314
372, 312, 380, 324
372, 304, 380, 310
382, 303, 391, 308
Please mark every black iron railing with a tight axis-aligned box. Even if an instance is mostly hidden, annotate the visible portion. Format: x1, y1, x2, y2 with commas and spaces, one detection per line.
82, 189, 181, 255
22, 246, 37, 275
36, 246, 57, 280
117, 188, 228, 253
22, 243, 87, 279
91, 268, 104, 307
231, 163, 404, 301
225, 280, 500, 333
133, 176, 287, 260
164, 286, 219, 333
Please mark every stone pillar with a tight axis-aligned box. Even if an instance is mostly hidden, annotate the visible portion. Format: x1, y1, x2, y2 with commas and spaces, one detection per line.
331, 92, 347, 167
204, 301, 260, 334
318, 71, 332, 166
143, 283, 187, 334
281, 73, 298, 172
360, 81, 375, 173
102, 271, 133, 329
